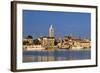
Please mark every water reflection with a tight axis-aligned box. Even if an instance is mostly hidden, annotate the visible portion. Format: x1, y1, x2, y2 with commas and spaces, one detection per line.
23, 49, 91, 62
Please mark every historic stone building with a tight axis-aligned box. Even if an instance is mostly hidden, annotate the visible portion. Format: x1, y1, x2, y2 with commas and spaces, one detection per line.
42, 37, 55, 50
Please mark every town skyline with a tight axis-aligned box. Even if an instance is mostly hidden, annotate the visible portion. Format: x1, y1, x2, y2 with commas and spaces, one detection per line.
23, 10, 91, 39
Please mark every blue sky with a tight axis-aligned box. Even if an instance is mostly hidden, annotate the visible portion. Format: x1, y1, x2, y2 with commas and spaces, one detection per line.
23, 10, 91, 39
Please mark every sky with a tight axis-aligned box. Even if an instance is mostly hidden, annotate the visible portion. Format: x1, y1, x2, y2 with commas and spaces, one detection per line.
23, 10, 91, 39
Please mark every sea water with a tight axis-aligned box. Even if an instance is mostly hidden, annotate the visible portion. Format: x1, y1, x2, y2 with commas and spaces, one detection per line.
23, 49, 91, 62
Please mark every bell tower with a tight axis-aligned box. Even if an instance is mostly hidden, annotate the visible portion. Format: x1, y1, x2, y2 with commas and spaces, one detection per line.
49, 25, 54, 37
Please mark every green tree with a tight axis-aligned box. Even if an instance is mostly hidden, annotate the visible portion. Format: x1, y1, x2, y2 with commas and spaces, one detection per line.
27, 35, 33, 39
33, 39, 41, 45
23, 41, 29, 45
54, 39, 58, 46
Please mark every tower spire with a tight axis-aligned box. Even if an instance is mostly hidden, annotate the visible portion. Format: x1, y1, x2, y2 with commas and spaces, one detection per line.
49, 25, 54, 37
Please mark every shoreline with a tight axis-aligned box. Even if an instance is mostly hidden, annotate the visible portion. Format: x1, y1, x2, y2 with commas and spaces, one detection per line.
23, 48, 90, 52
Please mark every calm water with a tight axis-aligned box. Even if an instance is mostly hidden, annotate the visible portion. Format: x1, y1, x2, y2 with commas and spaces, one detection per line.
23, 49, 91, 62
